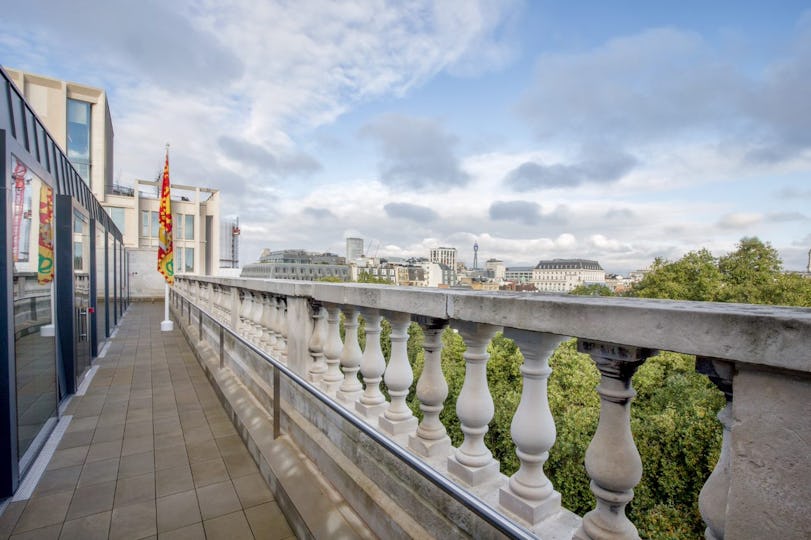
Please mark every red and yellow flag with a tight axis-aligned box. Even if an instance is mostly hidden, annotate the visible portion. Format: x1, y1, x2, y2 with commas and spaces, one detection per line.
37, 183, 55, 284
157, 150, 174, 284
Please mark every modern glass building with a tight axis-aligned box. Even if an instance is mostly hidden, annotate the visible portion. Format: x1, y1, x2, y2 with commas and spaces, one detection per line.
0, 66, 128, 498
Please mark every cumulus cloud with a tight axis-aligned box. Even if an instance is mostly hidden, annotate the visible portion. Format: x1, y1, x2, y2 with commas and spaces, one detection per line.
489, 200, 542, 225
218, 136, 321, 176
360, 114, 470, 190
718, 212, 763, 229
504, 145, 636, 191
384, 202, 439, 222
302, 207, 336, 220
517, 22, 811, 164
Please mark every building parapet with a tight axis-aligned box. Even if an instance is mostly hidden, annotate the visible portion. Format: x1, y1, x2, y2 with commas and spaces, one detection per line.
172, 276, 811, 539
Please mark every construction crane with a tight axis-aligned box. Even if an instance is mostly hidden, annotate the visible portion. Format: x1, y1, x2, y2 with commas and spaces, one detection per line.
11, 161, 28, 262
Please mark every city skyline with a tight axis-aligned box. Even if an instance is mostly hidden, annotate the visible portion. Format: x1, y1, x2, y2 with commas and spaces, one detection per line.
2, 1, 810, 275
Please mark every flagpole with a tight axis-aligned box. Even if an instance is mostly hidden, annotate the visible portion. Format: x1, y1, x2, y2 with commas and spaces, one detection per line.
161, 282, 173, 331
160, 142, 174, 332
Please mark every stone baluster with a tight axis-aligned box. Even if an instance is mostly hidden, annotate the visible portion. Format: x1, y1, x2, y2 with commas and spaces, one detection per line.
447, 321, 502, 486
278, 298, 288, 364
574, 340, 654, 540
248, 292, 263, 342
238, 291, 249, 333
379, 312, 418, 436
260, 295, 277, 352
696, 358, 734, 540
308, 304, 327, 383
337, 308, 363, 405
266, 297, 280, 356
408, 318, 451, 457
320, 304, 344, 394
355, 308, 388, 419
499, 329, 568, 525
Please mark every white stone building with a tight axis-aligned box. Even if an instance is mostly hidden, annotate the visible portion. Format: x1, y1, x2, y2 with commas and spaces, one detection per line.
532, 259, 605, 293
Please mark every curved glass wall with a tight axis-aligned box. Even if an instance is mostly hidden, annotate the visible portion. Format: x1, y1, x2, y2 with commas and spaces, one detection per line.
10, 154, 57, 464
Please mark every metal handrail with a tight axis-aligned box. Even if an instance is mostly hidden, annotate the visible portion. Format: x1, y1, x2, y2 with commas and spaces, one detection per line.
172, 289, 537, 540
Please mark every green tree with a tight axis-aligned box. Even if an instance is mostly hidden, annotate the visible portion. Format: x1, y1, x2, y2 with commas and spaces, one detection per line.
569, 283, 615, 296
357, 271, 393, 284
717, 237, 782, 303
629, 249, 722, 301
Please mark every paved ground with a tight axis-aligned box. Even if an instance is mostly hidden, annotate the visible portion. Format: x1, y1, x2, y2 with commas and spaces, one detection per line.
0, 302, 295, 540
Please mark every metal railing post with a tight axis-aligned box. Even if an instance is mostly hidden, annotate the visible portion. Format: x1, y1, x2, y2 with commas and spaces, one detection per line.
219, 325, 225, 369
273, 367, 280, 439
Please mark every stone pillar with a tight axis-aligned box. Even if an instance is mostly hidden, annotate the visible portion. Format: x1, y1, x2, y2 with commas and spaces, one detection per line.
378, 312, 417, 435
307, 303, 327, 383
355, 308, 387, 419
499, 329, 568, 525
337, 308, 363, 405
278, 298, 288, 364
320, 304, 344, 395
408, 318, 451, 457
696, 358, 734, 540
574, 340, 654, 540
447, 321, 502, 487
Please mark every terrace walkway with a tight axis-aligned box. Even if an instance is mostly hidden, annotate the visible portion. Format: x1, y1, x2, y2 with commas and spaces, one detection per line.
0, 302, 295, 540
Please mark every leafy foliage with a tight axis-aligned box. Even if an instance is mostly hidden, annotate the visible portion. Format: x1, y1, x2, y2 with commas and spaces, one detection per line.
569, 283, 615, 296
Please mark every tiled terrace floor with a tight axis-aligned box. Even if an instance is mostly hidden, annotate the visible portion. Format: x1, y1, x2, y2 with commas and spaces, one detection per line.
0, 302, 295, 540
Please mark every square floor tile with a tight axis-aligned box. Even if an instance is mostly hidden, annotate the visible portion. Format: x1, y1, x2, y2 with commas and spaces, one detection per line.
33, 465, 81, 497
66, 480, 116, 520
232, 473, 273, 509
59, 510, 111, 540
155, 464, 194, 498
202, 511, 254, 540
190, 457, 228, 488
109, 501, 156, 540
195, 480, 241, 520
77, 457, 119, 488
245, 502, 294, 540
13, 491, 72, 534
114, 472, 155, 508
156, 490, 201, 533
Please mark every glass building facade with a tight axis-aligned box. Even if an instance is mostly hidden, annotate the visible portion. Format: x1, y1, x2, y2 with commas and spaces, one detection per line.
1, 67, 128, 497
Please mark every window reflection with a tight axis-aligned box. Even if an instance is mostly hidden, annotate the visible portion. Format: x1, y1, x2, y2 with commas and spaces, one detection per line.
10, 154, 57, 463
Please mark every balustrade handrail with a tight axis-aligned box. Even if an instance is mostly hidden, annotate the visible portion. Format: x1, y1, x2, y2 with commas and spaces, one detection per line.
184, 275, 811, 372
171, 286, 538, 540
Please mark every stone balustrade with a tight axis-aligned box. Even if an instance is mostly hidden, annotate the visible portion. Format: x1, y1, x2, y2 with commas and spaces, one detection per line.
172, 275, 811, 540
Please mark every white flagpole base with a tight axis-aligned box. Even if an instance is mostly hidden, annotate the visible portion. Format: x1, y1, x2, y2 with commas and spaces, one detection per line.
161, 282, 174, 332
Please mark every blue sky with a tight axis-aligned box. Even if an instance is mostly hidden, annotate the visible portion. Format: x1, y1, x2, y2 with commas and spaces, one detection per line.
2, 0, 810, 274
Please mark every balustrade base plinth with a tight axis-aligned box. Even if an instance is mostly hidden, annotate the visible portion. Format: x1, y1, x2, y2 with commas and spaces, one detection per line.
336, 389, 363, 407
573, 510, 641, 540
378, 415, 418, 436
447, 454, 500, 487
355, 401, 388, 420
408, 434, 452, 458
499, 486, 561, 526
319, 378, 343, 395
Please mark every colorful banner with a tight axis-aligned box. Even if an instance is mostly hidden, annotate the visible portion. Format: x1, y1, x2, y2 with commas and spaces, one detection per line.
37, 184, 55, 284
157, 150, 174, 284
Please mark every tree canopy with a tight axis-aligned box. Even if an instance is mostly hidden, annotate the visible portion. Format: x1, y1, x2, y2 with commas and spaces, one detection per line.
628, 237, 811, 306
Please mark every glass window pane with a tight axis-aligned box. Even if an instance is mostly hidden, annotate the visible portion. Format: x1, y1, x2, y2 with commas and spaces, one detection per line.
185, 247, 194, 272
66, 99, 91, 183
185, 215, 194, 240
108, 207, 125, 235
141, 210, 149, 237
150, 211, 159, 238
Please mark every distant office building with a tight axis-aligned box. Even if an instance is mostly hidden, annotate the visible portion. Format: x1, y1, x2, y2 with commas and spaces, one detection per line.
505, 266, 534, 283
430, 246, 457, 268
220, 217, 241, 269
346, 237, 364, 261
533, 259, 605, 293
485, 258, 506, 280
429, 247, 457, 285
241, 249, 349, 281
